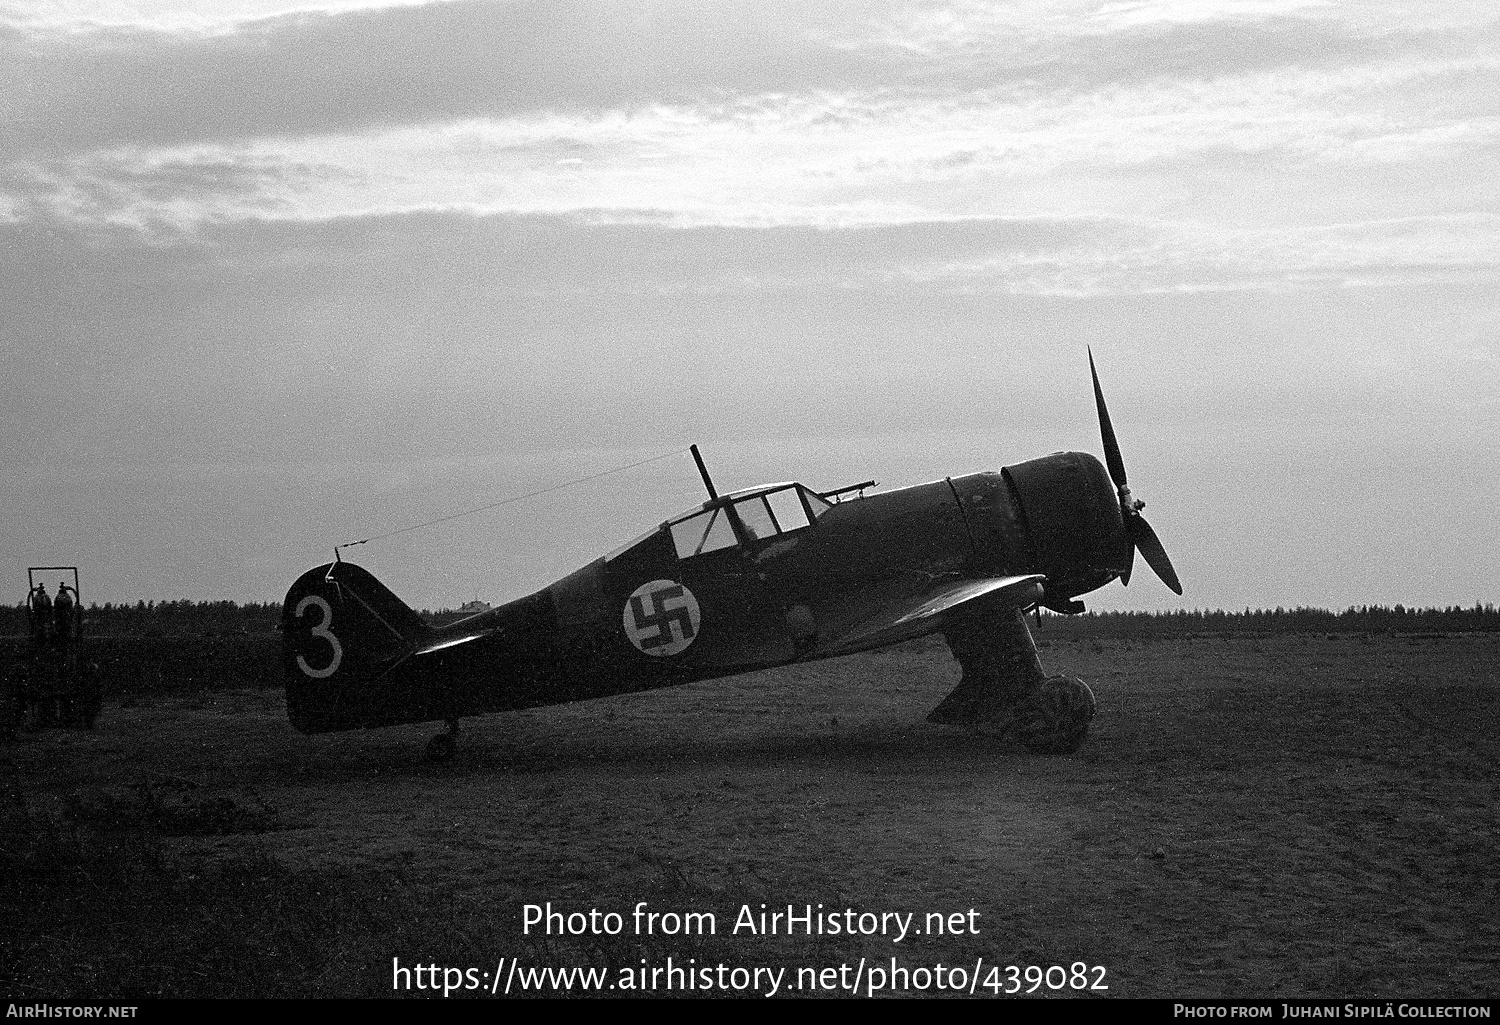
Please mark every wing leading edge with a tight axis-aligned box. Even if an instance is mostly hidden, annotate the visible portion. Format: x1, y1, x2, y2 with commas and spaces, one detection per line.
811, 574, 1045, 657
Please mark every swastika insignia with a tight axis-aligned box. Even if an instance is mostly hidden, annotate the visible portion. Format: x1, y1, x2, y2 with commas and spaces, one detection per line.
623, 580, 701, 657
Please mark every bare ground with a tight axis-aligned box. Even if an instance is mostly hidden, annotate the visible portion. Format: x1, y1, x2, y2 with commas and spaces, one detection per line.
2, 632, 1497, 998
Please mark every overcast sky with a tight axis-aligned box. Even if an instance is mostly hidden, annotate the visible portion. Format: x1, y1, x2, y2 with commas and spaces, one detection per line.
3, 0, 1496, 613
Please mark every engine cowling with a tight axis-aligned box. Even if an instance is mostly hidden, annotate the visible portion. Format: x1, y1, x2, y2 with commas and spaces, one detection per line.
1002, 451, 1131, 603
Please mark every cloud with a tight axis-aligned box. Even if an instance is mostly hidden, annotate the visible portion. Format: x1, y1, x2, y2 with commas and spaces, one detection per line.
1, 150, 355, 227
4, 0, 1493, 162
1, 0, 1493, 271
1, 0, 442, 33
0, 0, 888, 155
10, 67, 1497, 238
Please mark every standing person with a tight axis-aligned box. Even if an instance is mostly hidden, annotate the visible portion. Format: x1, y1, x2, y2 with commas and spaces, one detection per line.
28, 583, 51, 645
53, 580, 76, 649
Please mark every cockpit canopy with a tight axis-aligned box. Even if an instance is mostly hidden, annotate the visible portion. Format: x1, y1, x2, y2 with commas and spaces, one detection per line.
667, 484, 831, 559
606, 483, 832, 564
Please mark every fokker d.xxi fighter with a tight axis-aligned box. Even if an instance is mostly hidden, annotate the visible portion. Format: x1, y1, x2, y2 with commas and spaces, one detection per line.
282, 353, 1181, 760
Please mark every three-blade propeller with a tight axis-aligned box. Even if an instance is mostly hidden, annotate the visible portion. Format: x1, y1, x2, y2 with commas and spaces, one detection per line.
1088, 348, 1182, 595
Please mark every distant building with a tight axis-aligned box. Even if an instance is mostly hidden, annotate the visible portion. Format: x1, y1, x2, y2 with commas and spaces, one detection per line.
457, 600, 491, 615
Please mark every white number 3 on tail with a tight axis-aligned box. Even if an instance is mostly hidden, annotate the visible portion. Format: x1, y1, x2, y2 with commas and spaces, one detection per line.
295, 595, 343, 679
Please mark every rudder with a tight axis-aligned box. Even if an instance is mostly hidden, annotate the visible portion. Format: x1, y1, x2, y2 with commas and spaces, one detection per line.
281, 561, 429, 733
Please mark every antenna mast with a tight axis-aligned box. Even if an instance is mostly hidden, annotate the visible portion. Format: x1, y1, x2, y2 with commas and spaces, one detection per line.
689, 444, 719, 502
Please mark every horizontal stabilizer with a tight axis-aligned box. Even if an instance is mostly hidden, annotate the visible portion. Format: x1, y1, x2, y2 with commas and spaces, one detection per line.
414, 631, 489, 657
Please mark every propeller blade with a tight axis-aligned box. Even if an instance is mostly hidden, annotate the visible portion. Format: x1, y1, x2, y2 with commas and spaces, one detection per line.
1127, 514, 1182, 595
1120, 539, 1135, 587
1088, 346, 1128, 489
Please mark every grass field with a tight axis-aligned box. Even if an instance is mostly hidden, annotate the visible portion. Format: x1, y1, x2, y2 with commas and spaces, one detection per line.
2, 631, 1496, 998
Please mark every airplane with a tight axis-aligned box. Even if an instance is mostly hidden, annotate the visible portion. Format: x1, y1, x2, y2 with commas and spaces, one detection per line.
281, 351, 1181, 761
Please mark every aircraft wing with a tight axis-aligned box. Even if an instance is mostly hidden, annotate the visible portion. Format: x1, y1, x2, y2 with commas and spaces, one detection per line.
810, 574, 1045, 657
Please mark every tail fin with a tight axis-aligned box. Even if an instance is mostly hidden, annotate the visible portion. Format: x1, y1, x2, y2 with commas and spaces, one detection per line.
281, 561, 430, 733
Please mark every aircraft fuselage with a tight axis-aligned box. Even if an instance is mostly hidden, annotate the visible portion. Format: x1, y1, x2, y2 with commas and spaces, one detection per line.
282, 451, 1128, 735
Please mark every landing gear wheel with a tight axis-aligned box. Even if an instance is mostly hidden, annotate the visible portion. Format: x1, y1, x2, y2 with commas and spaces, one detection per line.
79, 695, 102, 730
1015, 673, 1097, 755
426, 719, 460, 763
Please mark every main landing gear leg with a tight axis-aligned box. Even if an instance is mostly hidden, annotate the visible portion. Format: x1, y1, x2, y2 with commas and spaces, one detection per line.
930, 608, 1096, 755
426, 719, 459, 763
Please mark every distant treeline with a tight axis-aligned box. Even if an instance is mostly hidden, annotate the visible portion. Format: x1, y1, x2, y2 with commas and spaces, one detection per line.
0, 599, 469, 637
2, 598, 1497, 639
1, 600, 282, 637
1036, 603, 1500, 638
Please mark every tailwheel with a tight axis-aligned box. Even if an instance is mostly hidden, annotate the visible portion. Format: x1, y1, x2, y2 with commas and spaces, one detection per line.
426, 719, 460, 763
1015, 673, 1097, 755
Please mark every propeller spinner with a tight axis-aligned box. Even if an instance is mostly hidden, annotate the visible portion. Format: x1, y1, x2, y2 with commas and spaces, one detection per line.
1087, 348, 1183, 595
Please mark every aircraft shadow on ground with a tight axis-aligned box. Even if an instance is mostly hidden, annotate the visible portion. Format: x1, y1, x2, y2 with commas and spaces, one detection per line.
273, 713, 1036, 783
